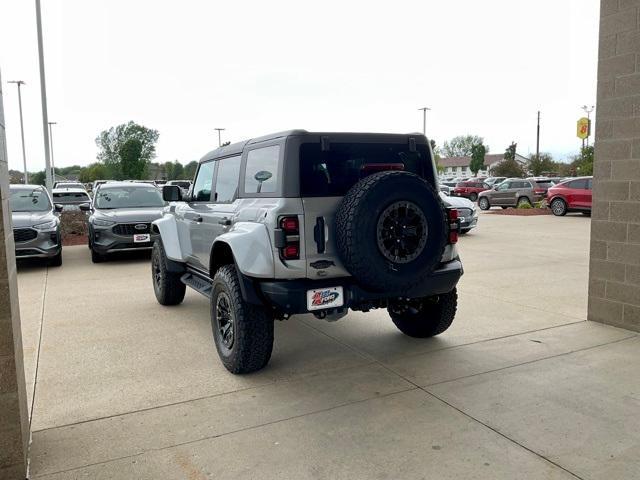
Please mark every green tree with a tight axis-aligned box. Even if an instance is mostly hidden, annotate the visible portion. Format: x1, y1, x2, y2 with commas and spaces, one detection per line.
78, 163, 109, 183
183, 161, 198, 180
491, 158, 524, 178
30, 171, 46, 186
469, 143, 486, 176
504, 142, 517, 162
442, 135, 487, 157
430, 139, 444, 173
119, 138, 146, 179
95, 121, 159, 179
527, 153, 558, 176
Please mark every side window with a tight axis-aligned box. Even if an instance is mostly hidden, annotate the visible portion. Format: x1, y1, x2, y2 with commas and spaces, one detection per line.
498, 182, 510, 191
192, 161, 215, 202
214, 156, 241, 203
568, 179, 587, 189
587, 178, 593, 190
245, 145, 280, 194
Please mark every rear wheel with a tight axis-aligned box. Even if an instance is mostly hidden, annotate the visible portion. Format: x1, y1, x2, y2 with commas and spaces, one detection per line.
517, 196, 531, 207
152, 240, 186, 306
389, 289, 457, 337
469, 192, 478, 202
581, 211, 591, 217
211, 265, 274, 374
550, 198, 567, 216
478, 197, 490, 210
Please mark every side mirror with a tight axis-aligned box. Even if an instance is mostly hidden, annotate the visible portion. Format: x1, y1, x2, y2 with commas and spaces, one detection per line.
79, 203, 91, 212
493, 185, 499, 190
54, 204, 64, 212
163, 185, 183, 202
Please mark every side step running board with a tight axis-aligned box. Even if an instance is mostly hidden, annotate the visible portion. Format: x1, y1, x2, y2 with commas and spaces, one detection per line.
181, 272, 212, 298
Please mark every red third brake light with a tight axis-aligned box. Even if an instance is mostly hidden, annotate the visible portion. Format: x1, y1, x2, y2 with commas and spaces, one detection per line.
448, 209, 459, 244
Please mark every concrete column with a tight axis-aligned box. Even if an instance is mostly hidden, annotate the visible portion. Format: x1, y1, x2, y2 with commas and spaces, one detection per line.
588, 0, 640, 331
0, 70, 29, 478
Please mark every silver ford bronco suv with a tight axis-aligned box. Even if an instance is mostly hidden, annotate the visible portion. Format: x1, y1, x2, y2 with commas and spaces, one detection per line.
152, 130, 463, 374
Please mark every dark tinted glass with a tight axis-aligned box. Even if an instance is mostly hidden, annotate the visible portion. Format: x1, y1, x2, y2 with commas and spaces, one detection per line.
215, 156, 241, 203
9, 188, 51, 212
95, 186, 165, 209
300, 142, 430, 197
52, 192, 91, 203
567, 179, 588, 189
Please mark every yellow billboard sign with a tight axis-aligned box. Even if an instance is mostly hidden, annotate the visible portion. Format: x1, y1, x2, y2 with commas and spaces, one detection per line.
577, 117, 590, 139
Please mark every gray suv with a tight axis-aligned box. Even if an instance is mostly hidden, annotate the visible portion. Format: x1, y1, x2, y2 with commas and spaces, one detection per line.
9, 184, 63, 266
83, 182, 165, 263
152, 130, 463, 374
477, 178, 544, 210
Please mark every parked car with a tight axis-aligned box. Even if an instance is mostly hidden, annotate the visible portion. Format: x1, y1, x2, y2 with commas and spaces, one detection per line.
484, 176, 506, 186
440, 192, 478, 233
152, 130, 462, 374
51, 188, 91, 211
9, 184, 62, 266
166, 180, 192, 197
546, 176, 593, 216
439, 184, 452, 195
452, 180, 490, 202
83, 182, 166, 263
528, 177, 555, 196
477, 178, 545, 210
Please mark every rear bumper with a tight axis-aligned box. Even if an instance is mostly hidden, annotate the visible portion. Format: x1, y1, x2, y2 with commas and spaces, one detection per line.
255, 259, 463, 315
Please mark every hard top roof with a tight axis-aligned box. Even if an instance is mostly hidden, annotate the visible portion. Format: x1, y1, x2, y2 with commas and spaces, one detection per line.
199, 130, 429, 163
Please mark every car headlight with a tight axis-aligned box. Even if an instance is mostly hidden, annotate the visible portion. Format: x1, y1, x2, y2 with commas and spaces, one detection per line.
33, 219, 58, 231
92, 218, 116, 227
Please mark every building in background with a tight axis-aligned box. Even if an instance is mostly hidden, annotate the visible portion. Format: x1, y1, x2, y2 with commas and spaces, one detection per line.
440, 153, 529, 177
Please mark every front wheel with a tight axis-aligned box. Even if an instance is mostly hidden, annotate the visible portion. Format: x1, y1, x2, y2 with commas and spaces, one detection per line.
388, 289, 457, 338
49, 249, 62, 267
478, 197, 490, 210
152, 241, 186, 306
91, 247, 105, 263
211, 265, 274, 374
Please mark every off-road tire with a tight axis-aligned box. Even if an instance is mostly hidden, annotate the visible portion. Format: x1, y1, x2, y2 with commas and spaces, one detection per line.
91, 247, 105, 263
211, 265, 274, 374
469, 192, 478, 202
49, 250, 62, 267
335, 171, 447, 292
389, 288, 457, 338
478, 197, 490, 210
550, 198, 567, 216
152, 240, 186, 306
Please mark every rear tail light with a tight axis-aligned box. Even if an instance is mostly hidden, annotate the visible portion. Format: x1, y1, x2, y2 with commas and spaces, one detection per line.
448, 209, 459, 244
534, 188, 545, 194
278, 216, 300, 260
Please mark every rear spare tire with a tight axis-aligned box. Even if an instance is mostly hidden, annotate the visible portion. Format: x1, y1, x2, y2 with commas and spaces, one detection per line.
335, 171, 447, 292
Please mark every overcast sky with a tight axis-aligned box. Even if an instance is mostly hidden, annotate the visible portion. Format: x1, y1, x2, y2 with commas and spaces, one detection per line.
1, 0, 599, 172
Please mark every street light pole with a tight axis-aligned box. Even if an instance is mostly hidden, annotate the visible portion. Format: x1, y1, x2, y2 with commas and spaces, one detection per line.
214, 128, 225, 147
536, 111, 540, 159
418, 107, 430, 135
581, 105, 595, 148
8, 80, 28, 183
35, 0, 53, 192
48, 121, 57, 181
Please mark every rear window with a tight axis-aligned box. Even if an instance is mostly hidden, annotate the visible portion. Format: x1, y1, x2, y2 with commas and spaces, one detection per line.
566, 179, 588, 189
53, 192, 90, 203
300, 142, 431, 197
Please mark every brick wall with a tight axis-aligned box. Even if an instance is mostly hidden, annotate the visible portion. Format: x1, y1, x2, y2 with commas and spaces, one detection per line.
0, 70, 29, 478
588, 0, 640, 330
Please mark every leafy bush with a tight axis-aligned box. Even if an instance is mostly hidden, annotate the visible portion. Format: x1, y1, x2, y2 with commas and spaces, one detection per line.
517, 202, 532, 209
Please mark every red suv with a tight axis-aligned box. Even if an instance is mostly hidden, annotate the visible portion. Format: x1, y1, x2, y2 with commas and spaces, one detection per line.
546, 176, 592, 216
452, 181, 490, 202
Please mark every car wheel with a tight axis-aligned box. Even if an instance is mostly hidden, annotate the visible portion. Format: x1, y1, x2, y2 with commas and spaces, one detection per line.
335, 171, 447, 292
91, 247, 105, 263
211, 264, 274, 374
49, 250, 62, 267
151, 240, 186, 306
460, 229, 470, 234
501, 206, 509, 209
469, 192, 478, 202
478, 197, 490, 210
517, 197, 531, 207
581, 211, 591, 217
388, 288, 457, 338
550, 198, 567, 216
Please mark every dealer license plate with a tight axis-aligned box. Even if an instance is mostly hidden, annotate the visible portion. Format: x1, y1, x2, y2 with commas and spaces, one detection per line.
133, 234, 151, 243
306, 286, 344, 311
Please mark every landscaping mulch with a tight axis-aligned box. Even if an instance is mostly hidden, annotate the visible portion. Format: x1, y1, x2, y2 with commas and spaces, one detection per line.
487, 208, 551, 216
60, 210, 89, 246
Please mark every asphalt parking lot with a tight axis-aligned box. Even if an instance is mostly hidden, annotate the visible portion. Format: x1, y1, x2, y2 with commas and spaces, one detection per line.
17, 213, 640, 479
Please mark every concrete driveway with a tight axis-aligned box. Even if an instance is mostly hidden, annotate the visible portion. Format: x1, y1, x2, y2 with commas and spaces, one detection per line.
17, 213, 639, 479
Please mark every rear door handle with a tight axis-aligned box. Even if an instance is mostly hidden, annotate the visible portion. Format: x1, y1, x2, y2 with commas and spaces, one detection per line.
185, 213, 202, 223
218, 218, 231, 226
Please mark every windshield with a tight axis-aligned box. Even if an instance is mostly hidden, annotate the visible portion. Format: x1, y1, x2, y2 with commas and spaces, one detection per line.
300, 142, 432, 197
10, 188, 52, 212
95, 186, 165, 209
52, 192, 91, 203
